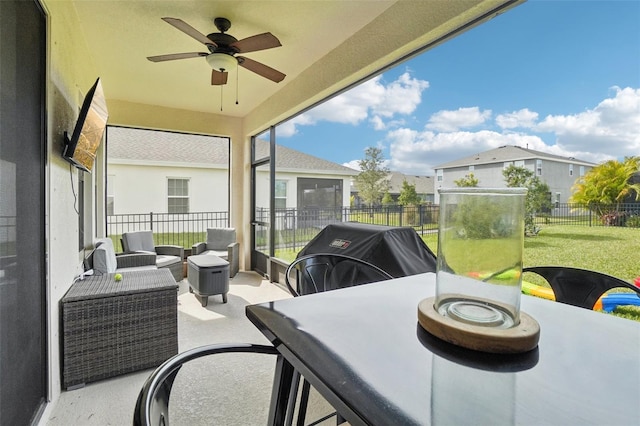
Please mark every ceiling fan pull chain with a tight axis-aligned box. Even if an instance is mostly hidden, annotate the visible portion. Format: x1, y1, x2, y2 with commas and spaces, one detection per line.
220, 85, 223, 111
236, 62, 239, 105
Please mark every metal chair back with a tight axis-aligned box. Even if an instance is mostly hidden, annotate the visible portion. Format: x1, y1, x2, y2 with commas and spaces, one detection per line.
523, 266, 640, 309
285, 253, 394, 297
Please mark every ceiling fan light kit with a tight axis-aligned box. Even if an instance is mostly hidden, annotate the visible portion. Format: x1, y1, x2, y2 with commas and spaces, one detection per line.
206, 53, 236, 72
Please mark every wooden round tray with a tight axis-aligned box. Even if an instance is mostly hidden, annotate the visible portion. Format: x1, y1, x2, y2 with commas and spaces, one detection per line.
418, 297, 540, 354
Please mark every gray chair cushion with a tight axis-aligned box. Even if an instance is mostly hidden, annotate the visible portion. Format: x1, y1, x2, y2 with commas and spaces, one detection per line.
122, 231, 156, 252
199, 249, 228, 260
156, 254, 181, 269
206, 228, 236, 251
92, 238, 117, 274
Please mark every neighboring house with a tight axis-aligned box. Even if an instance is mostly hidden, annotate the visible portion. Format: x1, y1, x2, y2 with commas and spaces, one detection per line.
107, 127, 357, 216
384, 172, 435, 204
351, 172, 435, 206
433, 145, 596, 204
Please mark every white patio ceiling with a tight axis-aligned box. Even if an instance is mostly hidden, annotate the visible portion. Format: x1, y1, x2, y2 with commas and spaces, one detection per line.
72, 0, 524, 129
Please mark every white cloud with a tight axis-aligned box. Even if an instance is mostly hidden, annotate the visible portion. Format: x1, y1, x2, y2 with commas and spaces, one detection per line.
277, 120, 298, 137
386, 128, 546, 175
371, 72, 429, 118
277, 72, 429, 136
342, 160, 361, 171
425, 107, 492, 132
496, 108, 539, 129
535, 86, 640, 157
385, 88, 638, 174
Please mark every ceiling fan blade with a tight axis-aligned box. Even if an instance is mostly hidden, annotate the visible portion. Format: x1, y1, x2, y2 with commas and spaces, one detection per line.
162, 17, 217, 47
211, 70, 228, 85
237, 56, 285, 83
231, 33, 281, 53
147, 52, 208, 62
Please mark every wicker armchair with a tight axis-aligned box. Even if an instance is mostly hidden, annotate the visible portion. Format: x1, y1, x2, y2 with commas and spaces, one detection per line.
191, 228, 239, 278
85, 238, 157, 274
122, 231, 185, 281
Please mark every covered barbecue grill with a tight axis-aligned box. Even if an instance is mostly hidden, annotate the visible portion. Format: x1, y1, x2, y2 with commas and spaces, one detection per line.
296, 222, 437, 278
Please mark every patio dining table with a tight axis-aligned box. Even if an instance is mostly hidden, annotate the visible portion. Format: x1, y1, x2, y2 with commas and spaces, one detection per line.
246, 272, 640, 425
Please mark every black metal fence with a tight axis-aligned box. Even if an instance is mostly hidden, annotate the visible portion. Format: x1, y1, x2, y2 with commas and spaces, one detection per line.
107, 202, 639, 252
106, 211, 229, 250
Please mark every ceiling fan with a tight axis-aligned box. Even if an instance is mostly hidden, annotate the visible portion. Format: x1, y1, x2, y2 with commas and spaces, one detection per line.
147, 17, 285, 86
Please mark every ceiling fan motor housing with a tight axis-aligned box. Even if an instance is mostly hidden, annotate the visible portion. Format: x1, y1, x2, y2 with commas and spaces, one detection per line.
206, 32, 239, 54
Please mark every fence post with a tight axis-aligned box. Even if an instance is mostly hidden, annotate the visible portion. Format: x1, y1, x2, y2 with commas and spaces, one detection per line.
150, 212, 154, 231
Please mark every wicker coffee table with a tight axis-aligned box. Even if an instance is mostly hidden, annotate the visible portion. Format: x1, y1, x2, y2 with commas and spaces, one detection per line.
61, 269, 178, 389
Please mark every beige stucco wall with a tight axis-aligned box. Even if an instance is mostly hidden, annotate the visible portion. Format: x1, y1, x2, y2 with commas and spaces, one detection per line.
43, 0, 101, 408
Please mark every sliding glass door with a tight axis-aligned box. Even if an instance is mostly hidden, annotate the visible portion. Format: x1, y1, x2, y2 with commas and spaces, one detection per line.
0, 0, 48, 424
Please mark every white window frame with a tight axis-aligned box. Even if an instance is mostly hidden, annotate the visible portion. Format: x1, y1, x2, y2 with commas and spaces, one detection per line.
503, 161, 513, 169
514, 160, 525, 167
468, 165, 474, 171
579, 166, 585, 176
436, 169, 443, 182
167, 177, 190, 214
536, 159, 543, 176
569, 164, 574, 176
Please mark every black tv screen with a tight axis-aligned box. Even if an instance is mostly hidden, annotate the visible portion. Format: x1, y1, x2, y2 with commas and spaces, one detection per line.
63, 78, 108, 172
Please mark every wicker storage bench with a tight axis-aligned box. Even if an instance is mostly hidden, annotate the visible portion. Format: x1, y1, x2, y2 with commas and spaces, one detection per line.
61, 269, 178, 389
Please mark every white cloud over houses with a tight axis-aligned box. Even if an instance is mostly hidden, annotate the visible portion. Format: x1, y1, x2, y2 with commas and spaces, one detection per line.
496, 108, 539, 129
277, 72, 429, 136
384, 86, 638, 174
425, 107, 492, 132
342, 160, 361, 171
386, 129, 547, 175
283, 70, 637, 176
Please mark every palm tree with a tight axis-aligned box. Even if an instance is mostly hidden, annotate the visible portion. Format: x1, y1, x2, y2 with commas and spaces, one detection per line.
570, 156, 640, 222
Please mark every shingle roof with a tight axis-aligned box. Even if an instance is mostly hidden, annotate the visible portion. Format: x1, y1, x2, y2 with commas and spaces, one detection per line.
108, 127, 229, 164
107, 127, 357, 175
384, 172, 434, 194
433, 145, 596, 169
255, 141, 357, 174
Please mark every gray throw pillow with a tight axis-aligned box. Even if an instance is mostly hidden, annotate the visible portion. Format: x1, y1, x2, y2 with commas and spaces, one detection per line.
92, 244, 117, 274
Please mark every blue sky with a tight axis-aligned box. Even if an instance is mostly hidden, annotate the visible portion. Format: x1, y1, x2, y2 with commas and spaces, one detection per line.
275, 0, 640, 175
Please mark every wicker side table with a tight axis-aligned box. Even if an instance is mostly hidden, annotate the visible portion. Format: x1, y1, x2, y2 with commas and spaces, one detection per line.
61, 269, 178, 389
187, 254, 229, 307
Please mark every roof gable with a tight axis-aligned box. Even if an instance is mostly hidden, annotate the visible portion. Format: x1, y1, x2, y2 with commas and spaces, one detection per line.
434, 145, 596, 169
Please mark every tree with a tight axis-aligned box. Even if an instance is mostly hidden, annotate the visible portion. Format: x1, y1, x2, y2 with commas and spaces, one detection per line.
570, 157, 640, 219
397, 180, 421, 206
454, 173, 479, 187
354, 147, 389, 206
503, 165, 552, 235
381, 191, 394, 206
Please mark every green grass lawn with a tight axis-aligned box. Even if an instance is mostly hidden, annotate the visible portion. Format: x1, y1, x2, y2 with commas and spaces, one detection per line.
420, 225, 639, 282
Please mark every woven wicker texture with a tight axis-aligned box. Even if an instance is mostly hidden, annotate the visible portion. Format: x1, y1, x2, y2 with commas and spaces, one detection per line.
61, 269, 178, 389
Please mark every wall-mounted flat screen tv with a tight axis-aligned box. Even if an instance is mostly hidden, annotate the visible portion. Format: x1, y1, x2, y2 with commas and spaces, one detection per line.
62, 77, 108, 172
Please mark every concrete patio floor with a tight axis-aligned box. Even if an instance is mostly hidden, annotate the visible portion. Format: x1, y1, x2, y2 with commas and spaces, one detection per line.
46, 272, 336, 425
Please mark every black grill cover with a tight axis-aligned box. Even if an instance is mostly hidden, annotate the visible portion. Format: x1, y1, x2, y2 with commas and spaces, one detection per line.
297, 222, 437, 278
